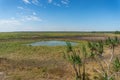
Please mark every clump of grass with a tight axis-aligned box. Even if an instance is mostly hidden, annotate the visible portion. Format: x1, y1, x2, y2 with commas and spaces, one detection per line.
64, 37, 120, 80
113, 57, 120, 72
88, 37, 120, 80
64, 42, 89, 80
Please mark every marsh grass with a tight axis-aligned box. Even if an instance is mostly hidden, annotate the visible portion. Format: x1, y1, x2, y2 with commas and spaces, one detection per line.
0, 32, 119, 40
0, 32, 119, 80
0, 39, 86, 80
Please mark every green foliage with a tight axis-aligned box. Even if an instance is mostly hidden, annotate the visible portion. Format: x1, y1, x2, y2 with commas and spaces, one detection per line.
65, 42, 82, 65
88, 37, 120, 80
97, 41, 104, 54
1, 32, 120, 80
102, 73, 114, 80
103, 73, 108, 80
106, 37, 119, 48
64, 42, 90, 80
82, 45, 87, 80
0, 32, 112, 40
64, 37, 120, 80
66, 42, 73, 52
88, 42, 96, 51
82, 45, 87, 57
88, 41, 104, 58
114, 31, 120, 34
64, 52, 82, 65
113, 57, 120, 72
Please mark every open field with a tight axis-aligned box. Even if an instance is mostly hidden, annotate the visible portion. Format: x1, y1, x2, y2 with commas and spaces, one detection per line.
0, 32, 120, 42
0, 32, 120, 80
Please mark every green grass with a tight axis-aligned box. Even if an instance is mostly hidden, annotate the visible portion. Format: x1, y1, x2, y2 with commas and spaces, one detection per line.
0, 32, 119, 80
0, 32, 119, 40
0, 37, 87, 80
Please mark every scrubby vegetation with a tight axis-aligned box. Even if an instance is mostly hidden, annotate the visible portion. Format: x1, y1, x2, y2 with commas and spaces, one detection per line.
64, 37, 120, 80
0, 32, 119, 80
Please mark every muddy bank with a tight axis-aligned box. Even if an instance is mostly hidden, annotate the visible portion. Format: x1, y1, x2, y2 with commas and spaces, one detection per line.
0, 36, 108, 42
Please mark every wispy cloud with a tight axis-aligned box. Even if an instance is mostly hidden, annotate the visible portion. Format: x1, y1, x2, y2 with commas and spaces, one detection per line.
48, 0, 52, 3
32, 0, 39, 5
17, 6, 24, 10
53, 3, 61, 7
0, 18, 22, 32
22, 0, 70, 8
21, 15, 42, 22
33, 12, 37, 15
23, 0, 30, 4
61, 0, 68, 5
22, 0, 41, 6
0, 15, 42, 32
0, 15, 42, 28
0, 19, 21, 26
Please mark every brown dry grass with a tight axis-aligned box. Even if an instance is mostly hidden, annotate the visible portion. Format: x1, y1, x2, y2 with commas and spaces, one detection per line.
0, 45, 119, 80
0, 34, 119, 80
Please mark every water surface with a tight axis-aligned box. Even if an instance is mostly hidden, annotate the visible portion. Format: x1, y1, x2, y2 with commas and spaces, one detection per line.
27, 40, 77, 46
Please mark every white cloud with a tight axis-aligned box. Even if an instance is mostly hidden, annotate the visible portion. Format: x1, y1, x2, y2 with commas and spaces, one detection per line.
0, 15, 42, 27
61, 0, 69, 5
23, 0, 30, 4
32, 0, 39, 5
22, 0, 39, 5
22, 0, 70, 7
0, 15, 42, 32
33, 12, 37, 15
61, 1, 68, 5
21, 15, 42, 22
17, 6, 24, 9
0, 19, 21, 26
48, 0, 52, 3
0, 19, 22, 32
53, 3, 61, 7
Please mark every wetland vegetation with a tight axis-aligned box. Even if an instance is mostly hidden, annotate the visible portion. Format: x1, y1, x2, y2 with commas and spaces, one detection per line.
0, 32, 119, 80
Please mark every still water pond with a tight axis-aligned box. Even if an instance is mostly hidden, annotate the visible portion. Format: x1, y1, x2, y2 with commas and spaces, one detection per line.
27, 41, 77, 46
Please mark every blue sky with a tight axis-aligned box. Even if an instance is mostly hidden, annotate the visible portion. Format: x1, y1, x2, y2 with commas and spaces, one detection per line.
0, 0, 120, 32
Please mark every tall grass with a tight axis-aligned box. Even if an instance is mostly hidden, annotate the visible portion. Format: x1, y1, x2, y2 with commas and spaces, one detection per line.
64, 37, 120, 80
